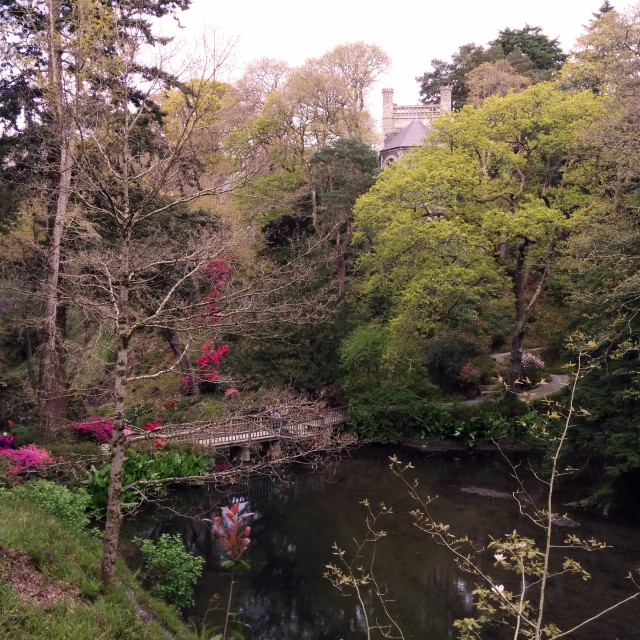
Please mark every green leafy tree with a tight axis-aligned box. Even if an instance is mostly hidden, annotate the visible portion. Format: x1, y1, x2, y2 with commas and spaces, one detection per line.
556, 3, 640, 514
491, 25, 566, 75
310, 137, 379, 295
417, 26, 566, 109
353, 83, 603, 389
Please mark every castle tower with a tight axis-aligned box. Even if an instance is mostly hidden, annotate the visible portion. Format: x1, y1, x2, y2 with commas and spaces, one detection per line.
379, 85, 451, 168
382, 88, 395, 141
440, 85, 452, 112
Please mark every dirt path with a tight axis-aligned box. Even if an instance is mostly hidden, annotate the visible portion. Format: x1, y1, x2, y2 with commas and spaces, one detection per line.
518, 374, 569, 401
491, 346, 546, 362
464, 345, 570, 405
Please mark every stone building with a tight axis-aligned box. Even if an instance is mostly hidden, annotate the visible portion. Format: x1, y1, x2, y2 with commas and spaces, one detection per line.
379, 86, 452, 168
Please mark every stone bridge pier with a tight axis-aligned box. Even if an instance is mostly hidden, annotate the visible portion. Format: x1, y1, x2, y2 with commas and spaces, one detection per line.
229, 444, 251, 463
261, 439, 282, 459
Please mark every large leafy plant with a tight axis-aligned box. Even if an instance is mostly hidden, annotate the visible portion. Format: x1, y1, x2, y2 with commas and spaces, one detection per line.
87, 452, 208, 513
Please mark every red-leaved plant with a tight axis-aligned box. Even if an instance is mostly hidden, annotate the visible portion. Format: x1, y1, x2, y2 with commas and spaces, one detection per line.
204, 502, 253, 639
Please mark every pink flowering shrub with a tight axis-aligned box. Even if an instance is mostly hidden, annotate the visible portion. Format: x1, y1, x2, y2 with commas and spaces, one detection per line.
70, 416, 114, 443
0, 444, 54, 469
69, 416, 132, 443
522, 353, 545, 370
459, 362, 481, 383
224, 387, 238, 397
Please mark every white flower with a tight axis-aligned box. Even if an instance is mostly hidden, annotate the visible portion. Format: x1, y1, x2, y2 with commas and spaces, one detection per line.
494, 553, 505, 562
492, 584, 505, 595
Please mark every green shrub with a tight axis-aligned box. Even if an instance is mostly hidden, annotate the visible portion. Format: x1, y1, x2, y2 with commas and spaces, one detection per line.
347, 387, 428, 443
87, 451, 208, 513
135, 533, 204, 609
5, 479, 91, 530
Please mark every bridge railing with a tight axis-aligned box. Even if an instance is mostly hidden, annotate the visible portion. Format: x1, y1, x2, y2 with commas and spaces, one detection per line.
129, 406, 348, 447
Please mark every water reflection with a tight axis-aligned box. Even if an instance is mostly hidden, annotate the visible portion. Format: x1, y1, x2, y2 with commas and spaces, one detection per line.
121, 446, 640, 640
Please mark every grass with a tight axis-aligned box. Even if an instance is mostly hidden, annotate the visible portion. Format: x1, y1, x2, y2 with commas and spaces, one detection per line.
0, 499, 198, 640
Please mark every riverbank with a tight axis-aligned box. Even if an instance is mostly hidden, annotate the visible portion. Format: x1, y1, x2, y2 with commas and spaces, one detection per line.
400, 438, 543, 454
0, 500, 197, 640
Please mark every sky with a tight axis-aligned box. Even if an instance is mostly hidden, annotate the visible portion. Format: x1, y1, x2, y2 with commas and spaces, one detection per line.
161, 0, 636, 122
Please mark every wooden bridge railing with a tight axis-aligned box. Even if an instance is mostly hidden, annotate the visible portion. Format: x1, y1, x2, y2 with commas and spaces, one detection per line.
129, 406, 348, 448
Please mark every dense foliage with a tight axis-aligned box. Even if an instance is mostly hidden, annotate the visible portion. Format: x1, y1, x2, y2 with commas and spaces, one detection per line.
87, 452, 207, 513
135, 533, 205, 609
1, 479, 91, 530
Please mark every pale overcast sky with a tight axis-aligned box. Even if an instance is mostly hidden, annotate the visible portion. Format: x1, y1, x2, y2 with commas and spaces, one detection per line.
163, 0, 636, 120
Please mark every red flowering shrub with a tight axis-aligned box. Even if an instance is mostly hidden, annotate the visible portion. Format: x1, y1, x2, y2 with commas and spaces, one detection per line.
0, 444, 54, 469
143, 418, 162, 432
153, 438, 167, 449
197, 342, 229, 381
200, 260, 231, 324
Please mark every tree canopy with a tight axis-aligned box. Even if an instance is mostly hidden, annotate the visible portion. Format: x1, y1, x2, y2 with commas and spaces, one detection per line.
417, 25, 566, 108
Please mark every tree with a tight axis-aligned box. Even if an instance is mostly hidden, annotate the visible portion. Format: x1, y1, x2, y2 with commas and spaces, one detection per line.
417, 43, 492, 108
309, 138, 379, 295
0, 0, 194, 436
593, 1, 615, 18
555, 2, 640, 514
54, 13, 338, 586
315, 42, 391, 113
352, 83, 603, 389
491, 25, 566, 74
465, 59, 530, 106
417, 27, 566, 109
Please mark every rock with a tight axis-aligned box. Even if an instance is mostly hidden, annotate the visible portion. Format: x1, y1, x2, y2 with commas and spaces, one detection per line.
551, 516, 580, 528
460, 487, 512, 499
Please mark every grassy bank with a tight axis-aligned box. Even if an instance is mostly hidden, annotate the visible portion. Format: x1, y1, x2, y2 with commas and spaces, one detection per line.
0, 499, 197, 640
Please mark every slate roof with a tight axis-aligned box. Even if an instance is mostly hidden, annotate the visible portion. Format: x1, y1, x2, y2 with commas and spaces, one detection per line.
381, 120, 429, 151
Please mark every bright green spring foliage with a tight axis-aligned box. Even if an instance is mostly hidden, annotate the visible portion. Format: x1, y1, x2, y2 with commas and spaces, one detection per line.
350, 83, 604, 385
1, 479, 91, 530
135, 534, 205, 609
87, 452, 207, 513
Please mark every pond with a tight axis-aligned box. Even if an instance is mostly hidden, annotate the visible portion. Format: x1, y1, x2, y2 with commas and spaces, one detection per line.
121, 446, 640, 639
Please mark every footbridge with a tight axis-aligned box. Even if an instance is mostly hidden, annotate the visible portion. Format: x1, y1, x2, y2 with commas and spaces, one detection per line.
130, 406, 348, 460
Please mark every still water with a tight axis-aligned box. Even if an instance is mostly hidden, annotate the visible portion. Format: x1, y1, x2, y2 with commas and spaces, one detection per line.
121, 446, 640, 639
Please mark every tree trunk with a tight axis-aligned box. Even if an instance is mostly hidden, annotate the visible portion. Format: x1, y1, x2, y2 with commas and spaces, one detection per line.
336, 229, 346, 296
161, 328, 200, 397
336, 220, 352, 297
311, 189, 318, 229
508, 237, 557, 389
509, 314, 529, 389
23, 331, 37, 390
509, 240, 529, 388
99, 331, 129, 586
38, 0, 71, 437
100, 235, 131, 587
